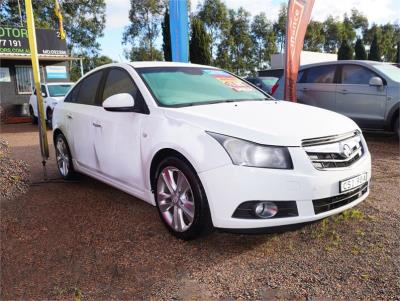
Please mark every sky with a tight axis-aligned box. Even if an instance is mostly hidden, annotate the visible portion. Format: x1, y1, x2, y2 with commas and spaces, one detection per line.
99, 0, 400, 62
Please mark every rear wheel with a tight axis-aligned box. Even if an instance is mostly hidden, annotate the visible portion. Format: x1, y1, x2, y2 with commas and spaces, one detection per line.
55, 133, 75, 179
29, 106, 38, 124
394, 116, 399, 140
155, 157, 212, 240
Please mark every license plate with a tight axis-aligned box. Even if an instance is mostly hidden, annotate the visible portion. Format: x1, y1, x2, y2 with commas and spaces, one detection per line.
340, 173, 367, 193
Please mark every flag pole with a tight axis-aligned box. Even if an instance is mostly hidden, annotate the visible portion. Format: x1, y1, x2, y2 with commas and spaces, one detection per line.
24, 0, 50, 180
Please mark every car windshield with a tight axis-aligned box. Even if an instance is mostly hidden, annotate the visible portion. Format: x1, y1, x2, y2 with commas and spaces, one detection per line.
372, 64, 400, 82
137, 67, 269, 107
47, 84, 73, 97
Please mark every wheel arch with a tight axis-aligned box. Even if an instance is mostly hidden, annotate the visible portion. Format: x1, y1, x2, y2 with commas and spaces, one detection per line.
149, 148, 197, 193
53, 128, 64, 144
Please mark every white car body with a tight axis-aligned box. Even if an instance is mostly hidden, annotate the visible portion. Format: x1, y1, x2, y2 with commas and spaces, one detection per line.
53, 62, 371, 231
29, 82, 74, 120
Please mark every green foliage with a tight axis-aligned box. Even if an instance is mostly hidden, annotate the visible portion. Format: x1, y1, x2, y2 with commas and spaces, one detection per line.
368, 34, 381, 61
273, 3, 287, 52
228, 7, 254, 75
304, 21, 325, 52
189, 18, 211, 65
162, 8, 172, 62
197, 0, 230, 59
123, 0, 166, 61
323, 16, 342, 53
70, 55, 114, 81
251, 12, 276, 69
338, 39, 353, 60
354, 38, 367, 60
350, 9, 369, 32
0, 0, 106, 55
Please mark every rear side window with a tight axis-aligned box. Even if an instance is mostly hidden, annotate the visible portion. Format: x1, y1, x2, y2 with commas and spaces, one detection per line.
102, 68, 138, 102
341, 65, 377, 85
75, 71, 103, 105
304, 65, 336, 84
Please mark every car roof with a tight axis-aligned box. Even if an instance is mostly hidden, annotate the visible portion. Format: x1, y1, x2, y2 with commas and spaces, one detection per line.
299, 60, 392, 70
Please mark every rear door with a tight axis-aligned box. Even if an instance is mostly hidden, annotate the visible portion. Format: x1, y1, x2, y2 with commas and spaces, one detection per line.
335, 64, 387, 129
91, 67, 149, 192
297, 64, 337, 111
63, 70, 104, 171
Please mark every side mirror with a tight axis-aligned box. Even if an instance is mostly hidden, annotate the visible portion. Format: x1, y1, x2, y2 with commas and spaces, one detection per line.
42, 92, 47, 97
369, 77, 383, 87
103, 93, 135, 112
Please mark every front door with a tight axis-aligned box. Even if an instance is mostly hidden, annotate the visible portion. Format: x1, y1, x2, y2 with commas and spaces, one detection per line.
91, 67, 147, 192
335, 64, 387, 129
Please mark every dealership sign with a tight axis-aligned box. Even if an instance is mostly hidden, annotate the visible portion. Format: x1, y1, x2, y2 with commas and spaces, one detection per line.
0, 26, 67, 56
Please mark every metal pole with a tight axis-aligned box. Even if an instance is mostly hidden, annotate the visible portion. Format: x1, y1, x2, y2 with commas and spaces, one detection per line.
24, 0, 49, 180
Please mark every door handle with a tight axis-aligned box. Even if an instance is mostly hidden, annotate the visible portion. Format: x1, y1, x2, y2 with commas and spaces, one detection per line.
339, 89, 348, 94
301, 87, 308, 91
92, 122, 102, 128
66, 113, 73, 119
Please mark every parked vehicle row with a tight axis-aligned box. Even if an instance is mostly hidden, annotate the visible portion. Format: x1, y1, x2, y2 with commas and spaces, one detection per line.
272, 60, 400, 138
52, 62, 371, 240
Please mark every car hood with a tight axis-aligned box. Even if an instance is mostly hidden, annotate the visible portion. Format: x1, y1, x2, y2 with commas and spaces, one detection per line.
163, 101, 359, 146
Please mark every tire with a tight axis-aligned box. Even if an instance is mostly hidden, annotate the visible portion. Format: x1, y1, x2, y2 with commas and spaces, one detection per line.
29, 106, 38, 124
54, 133, 75, 179
46, 108, 53, 129
154, 157, 213, 240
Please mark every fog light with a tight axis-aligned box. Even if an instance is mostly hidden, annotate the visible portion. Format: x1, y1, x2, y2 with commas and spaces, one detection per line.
254, 201, 278, 218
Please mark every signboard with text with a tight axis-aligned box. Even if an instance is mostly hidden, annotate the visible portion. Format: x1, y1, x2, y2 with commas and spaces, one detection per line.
0, 26, 67, 56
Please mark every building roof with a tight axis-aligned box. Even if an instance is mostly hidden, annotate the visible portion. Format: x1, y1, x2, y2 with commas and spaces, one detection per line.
0, 53, 81, 61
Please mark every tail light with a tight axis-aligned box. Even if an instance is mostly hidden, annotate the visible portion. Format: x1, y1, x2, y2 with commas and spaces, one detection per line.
270, 83, 279, 95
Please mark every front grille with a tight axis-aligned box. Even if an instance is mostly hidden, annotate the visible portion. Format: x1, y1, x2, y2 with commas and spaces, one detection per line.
302, 131, 364, 170
312, 183, 368, 214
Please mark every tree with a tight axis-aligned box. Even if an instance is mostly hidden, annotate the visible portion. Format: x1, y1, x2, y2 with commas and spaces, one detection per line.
323, 16, 342, 53
161, 8, 172, 61
368, 34, 381, 61
189, 18, 211, 65
354, 38, 367, 60
341, 13, 356, 43
273, 3, 287, 52
350, 9, 368, 33
228, 8, 254, 75
397, 42, 400, 64
338, 40, 353, 60
123, 0, 165, 61
197, 0, 230, 59
70, 55, 113, 81
0, 0, 106, 55
125, 46, 163, 62
251, 13, 276, 69
304, 21, 325, 52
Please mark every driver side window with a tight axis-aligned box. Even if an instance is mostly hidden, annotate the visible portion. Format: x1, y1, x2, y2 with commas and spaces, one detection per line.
102, 68, 138, 102
341, 65, 380, 85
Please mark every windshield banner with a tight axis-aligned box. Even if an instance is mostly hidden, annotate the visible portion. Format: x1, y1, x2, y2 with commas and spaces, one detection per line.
284, 0, 315, 101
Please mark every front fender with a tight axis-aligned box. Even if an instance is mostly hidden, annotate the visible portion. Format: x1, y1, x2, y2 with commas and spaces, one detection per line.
141, 113, 231, 191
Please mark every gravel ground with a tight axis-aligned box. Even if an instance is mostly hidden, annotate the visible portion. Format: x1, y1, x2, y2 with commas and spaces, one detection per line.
0, 138, 29, 200
0, 124, 399, 300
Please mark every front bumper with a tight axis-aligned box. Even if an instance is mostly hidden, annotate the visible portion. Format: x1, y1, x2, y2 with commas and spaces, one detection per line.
199, 147, 371, 229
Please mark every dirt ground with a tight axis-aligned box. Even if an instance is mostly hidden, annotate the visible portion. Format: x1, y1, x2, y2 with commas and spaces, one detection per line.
1, 123, 399, 300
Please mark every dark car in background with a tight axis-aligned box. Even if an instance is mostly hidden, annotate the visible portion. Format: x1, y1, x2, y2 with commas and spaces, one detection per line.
272, 61, 400, 138
245, 76, 280, 94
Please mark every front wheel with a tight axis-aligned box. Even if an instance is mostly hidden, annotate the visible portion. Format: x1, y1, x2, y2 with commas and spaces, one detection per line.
55, 133, 75, 179
155, 157, 212, 240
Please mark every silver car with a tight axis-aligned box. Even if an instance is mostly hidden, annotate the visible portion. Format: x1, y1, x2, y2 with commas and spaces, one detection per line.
273, 60, 400, 137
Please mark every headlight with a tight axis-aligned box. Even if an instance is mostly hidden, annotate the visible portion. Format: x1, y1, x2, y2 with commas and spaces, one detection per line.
208, 132, 293, 169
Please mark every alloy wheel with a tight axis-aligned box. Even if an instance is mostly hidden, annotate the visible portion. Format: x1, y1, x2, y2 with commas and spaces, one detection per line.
156, 166, 195, 232
56, 137, 70, 177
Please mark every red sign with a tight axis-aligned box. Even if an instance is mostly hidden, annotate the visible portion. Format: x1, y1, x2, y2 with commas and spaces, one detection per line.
284, 0, 314, 101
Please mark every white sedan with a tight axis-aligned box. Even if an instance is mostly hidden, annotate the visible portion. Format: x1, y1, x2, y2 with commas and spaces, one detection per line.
29, 82, 74, 125
52, 62, 371, 240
